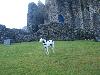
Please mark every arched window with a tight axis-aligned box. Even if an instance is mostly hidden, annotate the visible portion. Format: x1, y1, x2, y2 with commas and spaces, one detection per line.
58, 14, 64, 24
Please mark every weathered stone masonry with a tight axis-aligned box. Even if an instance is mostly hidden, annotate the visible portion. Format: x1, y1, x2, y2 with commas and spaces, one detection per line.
27, 0, 100, 40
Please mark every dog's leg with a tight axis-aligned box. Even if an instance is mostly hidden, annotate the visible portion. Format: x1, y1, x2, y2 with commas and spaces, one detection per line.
46, 47, 49, 55
52, 42, 55, 53
44, 47, 47, 54
52, 47, 55, 53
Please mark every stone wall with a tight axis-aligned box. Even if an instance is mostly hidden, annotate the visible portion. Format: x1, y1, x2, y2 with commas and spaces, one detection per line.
0, 25, 6, 43
45, 0, 58, 22
37, 22, 95, 41
45, 0, 100, 29
27, 2, 39, 33
27, 1, 46, 33
27, 0, 100, 40
45, 0, 100, 39
0, 24, 34, 43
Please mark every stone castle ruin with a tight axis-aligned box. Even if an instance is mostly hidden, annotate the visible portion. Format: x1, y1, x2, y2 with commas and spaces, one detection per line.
28, 0, 100, 40
0, 0, 100, 44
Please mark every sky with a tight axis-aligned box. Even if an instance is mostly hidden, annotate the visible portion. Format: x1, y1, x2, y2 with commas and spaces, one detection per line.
0, 0, 45, 29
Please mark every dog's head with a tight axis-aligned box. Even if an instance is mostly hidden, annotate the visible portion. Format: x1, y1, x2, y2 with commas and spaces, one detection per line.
39, 38, 43, 42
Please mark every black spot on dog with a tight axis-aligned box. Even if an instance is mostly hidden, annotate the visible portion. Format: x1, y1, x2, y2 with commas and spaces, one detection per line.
42, 40, 45, 43
43, 44, 46, 45
50, 44, 52, 46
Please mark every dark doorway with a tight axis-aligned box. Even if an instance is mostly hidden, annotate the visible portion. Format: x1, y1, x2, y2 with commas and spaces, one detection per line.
58, 15, 64, 24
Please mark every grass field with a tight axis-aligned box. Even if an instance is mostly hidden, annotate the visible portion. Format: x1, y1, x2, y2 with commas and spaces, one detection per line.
0, 40, 100, 75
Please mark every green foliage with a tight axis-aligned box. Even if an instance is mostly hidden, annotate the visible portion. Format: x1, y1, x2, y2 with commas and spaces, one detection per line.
0, 41, 100, 75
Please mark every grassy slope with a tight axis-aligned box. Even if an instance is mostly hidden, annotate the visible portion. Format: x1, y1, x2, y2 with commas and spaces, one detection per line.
0, 40, 100, 75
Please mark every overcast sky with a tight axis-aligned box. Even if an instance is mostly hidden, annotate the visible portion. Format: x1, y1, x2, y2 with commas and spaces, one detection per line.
0, 0, 45, 29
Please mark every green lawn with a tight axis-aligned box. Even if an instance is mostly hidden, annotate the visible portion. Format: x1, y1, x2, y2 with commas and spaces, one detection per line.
0, 40, 100, 75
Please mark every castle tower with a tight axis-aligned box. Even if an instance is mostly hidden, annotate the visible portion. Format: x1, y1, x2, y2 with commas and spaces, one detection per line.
45, 0, 58, 23
27, 2, 38, 33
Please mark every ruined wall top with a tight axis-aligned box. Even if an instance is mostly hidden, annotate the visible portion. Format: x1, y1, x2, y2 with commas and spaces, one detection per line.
45, 0, 58, 23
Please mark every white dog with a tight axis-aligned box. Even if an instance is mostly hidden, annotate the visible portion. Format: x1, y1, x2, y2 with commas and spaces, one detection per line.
39, 38, 55, 55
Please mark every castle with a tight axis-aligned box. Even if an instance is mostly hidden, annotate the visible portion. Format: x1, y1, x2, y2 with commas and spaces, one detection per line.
45, 0, 100, 29
27, 0, 100, 40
